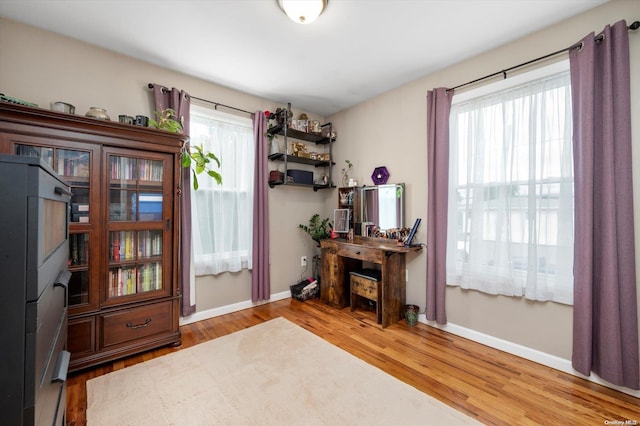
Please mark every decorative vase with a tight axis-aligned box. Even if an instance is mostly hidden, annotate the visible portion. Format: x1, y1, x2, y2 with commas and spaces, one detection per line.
405, 304, 419, 326
85, 107, 110, 121
342, 173, 349, 187
269, 138, 280, 156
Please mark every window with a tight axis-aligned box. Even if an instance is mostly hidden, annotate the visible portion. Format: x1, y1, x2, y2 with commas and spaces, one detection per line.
446, 61, 574, 304
190, 104, 255, 275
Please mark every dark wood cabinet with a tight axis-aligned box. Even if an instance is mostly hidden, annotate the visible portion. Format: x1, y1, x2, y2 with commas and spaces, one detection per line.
0, 103, 184, 372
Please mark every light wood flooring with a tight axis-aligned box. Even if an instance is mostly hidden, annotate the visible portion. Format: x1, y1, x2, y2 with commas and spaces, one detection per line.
66, 298, 640, 425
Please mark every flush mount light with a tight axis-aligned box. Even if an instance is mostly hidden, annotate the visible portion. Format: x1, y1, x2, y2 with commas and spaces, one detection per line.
277, 0, 328, 25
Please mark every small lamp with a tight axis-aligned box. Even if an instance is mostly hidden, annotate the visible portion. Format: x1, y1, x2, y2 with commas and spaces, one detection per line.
277, 0, 328, 25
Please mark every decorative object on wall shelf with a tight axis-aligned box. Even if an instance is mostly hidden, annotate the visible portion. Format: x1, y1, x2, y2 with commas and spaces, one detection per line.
341, 159, 353, 187
85, 107, 110, 120
371, 166, 390, 185
290, 141, 308, 157
269, 137, 281, 156
339, 191, 349, 205
269, 170, 284, 185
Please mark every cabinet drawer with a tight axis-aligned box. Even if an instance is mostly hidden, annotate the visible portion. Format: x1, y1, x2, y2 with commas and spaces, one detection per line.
101, 301, 172, 348
351, 274, 379, 300
336, 244, 382, 263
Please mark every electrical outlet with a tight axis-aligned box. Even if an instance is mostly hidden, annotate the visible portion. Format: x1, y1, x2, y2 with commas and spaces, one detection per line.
301, 256, 308, 267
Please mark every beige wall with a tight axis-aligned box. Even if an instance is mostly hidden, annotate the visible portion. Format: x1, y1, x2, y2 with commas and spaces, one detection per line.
1, 0, 639, 378
328, 0, 640, 362
0, 16, 330, 312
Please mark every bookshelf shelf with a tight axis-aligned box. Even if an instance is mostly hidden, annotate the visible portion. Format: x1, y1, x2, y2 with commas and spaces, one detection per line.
0, 102, 183, 373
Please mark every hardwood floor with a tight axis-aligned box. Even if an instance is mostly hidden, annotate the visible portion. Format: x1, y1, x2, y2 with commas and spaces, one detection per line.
66, 298, 640, 425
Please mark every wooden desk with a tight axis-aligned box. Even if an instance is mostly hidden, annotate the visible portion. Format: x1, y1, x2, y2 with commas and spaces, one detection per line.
320, 237, 422, 328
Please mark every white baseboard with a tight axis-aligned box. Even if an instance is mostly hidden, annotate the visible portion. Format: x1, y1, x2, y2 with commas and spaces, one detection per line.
180, 295, 638, 398
419, 314, 640, 398
178, 290, 291, 326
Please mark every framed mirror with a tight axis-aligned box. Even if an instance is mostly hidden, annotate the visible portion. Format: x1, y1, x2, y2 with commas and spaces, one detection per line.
360, 183, 404, 231
333, 209, 350, 233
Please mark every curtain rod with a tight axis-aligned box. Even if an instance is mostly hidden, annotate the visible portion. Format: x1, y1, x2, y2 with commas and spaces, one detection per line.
147, 83, 255, 117
446, 20, 640, 94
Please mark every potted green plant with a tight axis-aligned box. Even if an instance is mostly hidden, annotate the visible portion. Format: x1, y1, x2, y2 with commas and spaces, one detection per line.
149, 108, 222, 190
298, 214, 332, 246
341, 159, 353, 187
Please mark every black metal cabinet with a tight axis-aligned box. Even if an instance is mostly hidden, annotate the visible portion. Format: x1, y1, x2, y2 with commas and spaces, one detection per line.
0, 155, 71, 426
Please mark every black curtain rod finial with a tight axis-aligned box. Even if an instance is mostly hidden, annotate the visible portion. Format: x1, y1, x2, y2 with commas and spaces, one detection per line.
630, 20, 640, 31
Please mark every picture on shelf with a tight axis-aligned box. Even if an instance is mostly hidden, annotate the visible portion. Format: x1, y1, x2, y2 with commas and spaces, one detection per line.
334, 209, 350, 233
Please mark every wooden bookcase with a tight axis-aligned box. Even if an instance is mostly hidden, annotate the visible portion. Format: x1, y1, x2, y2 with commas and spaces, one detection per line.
0, 103, 184, 372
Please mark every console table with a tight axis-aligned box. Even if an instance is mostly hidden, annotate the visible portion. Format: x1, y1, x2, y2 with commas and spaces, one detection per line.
320, 237, 422, 328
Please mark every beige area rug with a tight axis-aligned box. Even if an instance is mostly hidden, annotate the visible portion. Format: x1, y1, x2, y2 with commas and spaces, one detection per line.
86, 317, 480, 425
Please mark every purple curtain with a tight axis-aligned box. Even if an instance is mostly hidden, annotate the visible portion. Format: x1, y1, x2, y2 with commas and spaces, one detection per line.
152, 85, 195, 316
252, 111, 270, 301
426, 88, 452, 325
570, 21, 639, 390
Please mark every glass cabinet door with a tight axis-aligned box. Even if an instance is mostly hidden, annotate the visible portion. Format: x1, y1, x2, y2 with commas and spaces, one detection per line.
15, 144, 96, 311
105, 152, 171, 303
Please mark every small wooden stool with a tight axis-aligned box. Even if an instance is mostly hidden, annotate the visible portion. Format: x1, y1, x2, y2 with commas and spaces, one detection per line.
350, 271, 381, 324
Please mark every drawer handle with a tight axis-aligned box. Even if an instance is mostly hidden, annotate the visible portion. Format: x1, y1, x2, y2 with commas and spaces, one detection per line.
55, 270, 71, 308
126, 318, 152, 329
54, 186, 73, 197
356, 251, 361, 255
51, 350, 71, 383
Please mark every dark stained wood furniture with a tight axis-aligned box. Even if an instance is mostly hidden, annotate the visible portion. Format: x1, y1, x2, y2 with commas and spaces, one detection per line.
320, 236, 421, 328
0, 102, 184, 372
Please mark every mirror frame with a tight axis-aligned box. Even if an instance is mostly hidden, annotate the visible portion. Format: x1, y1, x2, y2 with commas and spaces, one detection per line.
359, 183, 405, 231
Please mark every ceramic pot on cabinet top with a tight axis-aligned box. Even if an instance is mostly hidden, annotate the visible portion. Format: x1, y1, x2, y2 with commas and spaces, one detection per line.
85, 107, 110, 120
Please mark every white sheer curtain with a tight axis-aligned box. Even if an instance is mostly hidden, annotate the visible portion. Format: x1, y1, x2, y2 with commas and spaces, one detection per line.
446, 62, 574, 304
190, 104, 255, 276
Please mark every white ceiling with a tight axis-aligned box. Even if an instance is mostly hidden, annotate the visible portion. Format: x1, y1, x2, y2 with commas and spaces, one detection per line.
0, 0, 608, 116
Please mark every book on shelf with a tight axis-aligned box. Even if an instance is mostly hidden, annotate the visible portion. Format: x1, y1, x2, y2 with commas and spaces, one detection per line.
110, 156, 164, 182
138, 193, 163, 221
71, 203, 89, 213
109, 267, 137, 297
138, 231, 162, 258
69, 233, 89, 266
137, 262, 162, 292
70, 234, 79, 265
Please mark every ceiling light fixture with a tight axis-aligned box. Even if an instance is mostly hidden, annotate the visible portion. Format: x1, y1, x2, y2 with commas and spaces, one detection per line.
277, 0, 328, 25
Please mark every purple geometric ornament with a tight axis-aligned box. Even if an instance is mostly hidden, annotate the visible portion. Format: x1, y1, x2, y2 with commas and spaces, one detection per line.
371, 166, 390, 185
